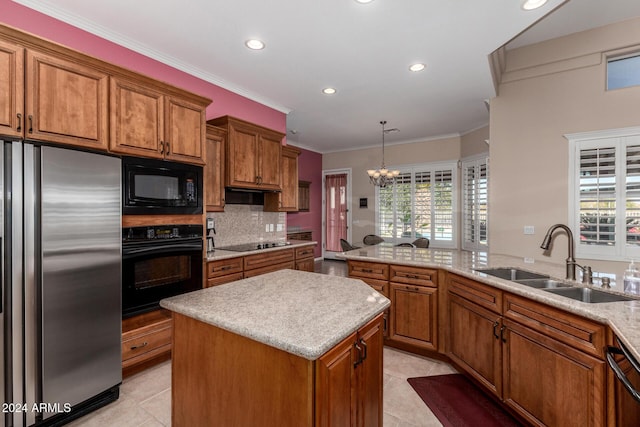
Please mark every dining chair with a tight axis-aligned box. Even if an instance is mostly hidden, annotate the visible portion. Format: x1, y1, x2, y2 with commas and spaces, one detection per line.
412, 238, 430, 248
363, 234, 385, 245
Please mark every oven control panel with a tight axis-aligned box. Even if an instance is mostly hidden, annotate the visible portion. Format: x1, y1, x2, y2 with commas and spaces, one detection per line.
123, 224, 203, 243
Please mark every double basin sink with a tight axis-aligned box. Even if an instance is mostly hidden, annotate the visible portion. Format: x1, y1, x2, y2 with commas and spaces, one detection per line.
475, 267, 634, 303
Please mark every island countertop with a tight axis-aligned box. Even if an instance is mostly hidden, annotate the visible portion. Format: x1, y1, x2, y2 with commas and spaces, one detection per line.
160, 269, 390, 360
338, 244, 640, 362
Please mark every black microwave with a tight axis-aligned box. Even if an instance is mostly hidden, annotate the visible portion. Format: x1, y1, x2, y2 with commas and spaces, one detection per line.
123, 156, 203, 215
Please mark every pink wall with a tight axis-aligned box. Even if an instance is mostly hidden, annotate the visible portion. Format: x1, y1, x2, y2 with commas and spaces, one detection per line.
0, 0, 286, 132
287, 147, 323, 257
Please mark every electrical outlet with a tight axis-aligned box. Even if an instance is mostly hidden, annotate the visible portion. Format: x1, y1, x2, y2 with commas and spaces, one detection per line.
265, 224, 270, 233
269, 224, 274, 232
207, 218, 214, 229
276, 224, 283, 232
524, 257, 535, 263
524, 225, 535, 235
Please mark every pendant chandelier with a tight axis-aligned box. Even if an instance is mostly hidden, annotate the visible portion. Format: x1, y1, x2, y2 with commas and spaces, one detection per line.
367, 120, 400, 187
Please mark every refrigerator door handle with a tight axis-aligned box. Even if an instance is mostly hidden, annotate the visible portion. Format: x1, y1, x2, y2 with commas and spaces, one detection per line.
23, 143, 39, 426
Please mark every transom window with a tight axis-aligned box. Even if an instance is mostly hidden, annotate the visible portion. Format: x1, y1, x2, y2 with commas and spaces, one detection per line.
567, 127, 640, 260
376, 162, 457, 248
607, 52, 640, 91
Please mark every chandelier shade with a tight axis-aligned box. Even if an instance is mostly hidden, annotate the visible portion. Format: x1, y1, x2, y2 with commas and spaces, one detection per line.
367, 120, 400, 187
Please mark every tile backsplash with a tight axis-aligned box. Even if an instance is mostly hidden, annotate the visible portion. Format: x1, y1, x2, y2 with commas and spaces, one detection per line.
207, 205, 286, 247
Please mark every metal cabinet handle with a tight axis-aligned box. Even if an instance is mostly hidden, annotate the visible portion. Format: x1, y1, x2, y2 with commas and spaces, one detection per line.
220, 265, 232, 271
360, 338, 367, 362
17, 113, 22, 132
160, 141, 164, 154
354, 341, 363, 367
362, 268, 373, 273
166, 141, 170, 155
500, 326, 507, 343
28, 115, 33, 133
131, 342, 148, 350
493, 321, 500, 340
606, 346, 640, 403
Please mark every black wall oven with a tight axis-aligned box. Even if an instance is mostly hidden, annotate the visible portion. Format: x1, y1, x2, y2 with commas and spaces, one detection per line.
122, 224, 203, 318
123, 156, 203, 215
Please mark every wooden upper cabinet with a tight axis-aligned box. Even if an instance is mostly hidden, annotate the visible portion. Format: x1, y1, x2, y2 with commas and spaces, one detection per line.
205, 125, 226, 211
0, 39, 24, 138
207, 116, 284, 191
164, 96, 205, 164
110, 77, 205, 164
265, 144, 301, 212
110, 77, 164, 159
25, 49, 109, 150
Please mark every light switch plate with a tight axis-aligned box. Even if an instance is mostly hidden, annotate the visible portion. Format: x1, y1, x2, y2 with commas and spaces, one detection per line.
524, 225, 535, 235
207, 218, 214, 229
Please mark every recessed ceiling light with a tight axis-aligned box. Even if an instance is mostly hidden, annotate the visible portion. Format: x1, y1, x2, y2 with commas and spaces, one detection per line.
409, 63, 426, 72
322, 87, 337, 95
245, 39, 265, 50
522, 0, 548, 10
355, 0, 374, 3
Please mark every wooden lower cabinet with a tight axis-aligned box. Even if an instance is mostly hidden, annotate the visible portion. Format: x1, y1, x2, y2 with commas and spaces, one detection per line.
295, 244, 316, 272
447, 273, 608, 427
389, 283, 437, 351
122, 309, 172, 377
171, 312, 383, 426
447, 291, 502, 396
315, 314, 384, 427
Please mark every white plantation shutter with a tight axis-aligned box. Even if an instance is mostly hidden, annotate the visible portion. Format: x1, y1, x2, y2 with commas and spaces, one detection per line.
375, 162, 457, 248
462, 157, 488, 250
568, 128, 640, 260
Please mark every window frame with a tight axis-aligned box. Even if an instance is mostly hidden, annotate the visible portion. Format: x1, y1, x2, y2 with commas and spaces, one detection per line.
462, 154, 489, 251
567, 126, 640, 261
374, 160, 458, 248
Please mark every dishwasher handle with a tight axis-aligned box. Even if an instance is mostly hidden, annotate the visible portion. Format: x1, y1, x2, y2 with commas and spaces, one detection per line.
606, 345, 640, 403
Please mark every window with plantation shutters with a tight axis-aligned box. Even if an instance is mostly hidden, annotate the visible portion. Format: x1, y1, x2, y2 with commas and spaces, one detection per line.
376, 162, 457, 248
568, 127, 640, 260
462, 156, 488, 251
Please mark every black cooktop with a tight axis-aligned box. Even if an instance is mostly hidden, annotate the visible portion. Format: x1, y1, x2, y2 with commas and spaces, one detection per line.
217, 241, 291, 252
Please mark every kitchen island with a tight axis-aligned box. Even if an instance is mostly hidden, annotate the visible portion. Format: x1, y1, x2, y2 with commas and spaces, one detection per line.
160, 269, 390, 427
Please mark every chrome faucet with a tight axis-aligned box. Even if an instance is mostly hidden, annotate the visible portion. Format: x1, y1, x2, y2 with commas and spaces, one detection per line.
540, 224, 592, 283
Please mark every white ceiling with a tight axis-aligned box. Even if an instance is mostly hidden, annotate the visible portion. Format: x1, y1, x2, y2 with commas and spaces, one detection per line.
13, 0, 640, 153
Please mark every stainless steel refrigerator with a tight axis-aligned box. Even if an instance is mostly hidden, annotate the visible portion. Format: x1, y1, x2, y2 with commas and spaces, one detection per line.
1, 140, 122, 427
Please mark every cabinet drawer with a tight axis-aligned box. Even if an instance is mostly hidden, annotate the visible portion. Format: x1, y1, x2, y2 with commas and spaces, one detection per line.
243, 261, 295, 278
295, 245, 315, 259
390, 265, 437, 287
244, 248, 294, 271
447, 274, 502, 314
206, 272, 244, 287
348, 261, 389, 281
357, 277, 388, 297
503, 293, 606, 358
122, 319, 172, 363
295, 258, 315, 273
207, 257, 243, 278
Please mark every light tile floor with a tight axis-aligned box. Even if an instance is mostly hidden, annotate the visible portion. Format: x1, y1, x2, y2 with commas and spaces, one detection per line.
69, 259, 455, 426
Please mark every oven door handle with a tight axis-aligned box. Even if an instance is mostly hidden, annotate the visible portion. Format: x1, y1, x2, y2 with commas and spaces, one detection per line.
123, 243, 202, 258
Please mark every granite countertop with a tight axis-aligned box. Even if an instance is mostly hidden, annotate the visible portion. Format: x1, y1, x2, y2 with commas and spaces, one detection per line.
338, 244, 640, 362
206, 239, 317, 261
160, 269, 390, 360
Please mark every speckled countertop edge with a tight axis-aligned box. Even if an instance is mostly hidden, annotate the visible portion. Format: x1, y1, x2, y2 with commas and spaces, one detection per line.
161, 269, 390, 360
338, 245, 640, 362
205, 240, 317, 261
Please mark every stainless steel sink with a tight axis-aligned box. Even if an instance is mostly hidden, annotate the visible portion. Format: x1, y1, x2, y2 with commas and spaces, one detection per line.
543, 287, 635, 303
514, 278, 571, 289
475, 268, 549, 281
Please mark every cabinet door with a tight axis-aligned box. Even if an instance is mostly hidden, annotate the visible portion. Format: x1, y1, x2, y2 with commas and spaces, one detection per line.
164, 96, 205, 164
389, 283, 437, 351
0, 39, 23, 138
258, 132, 282, 190
205, 125, 226, 211
447, 292, 502, 397
295, 258, 315, 272
26, 50, 108, 150
503, 320, 606, 427
109, 77, 164, 159
226, 123, 260, 188
279, 145, 299, 210
316, 332, 357, 427
356, 316, 384, 427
